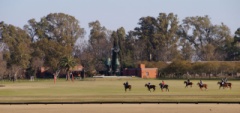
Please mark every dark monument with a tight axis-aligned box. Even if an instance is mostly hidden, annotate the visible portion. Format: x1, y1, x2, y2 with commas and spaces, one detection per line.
106, 38, 120, 76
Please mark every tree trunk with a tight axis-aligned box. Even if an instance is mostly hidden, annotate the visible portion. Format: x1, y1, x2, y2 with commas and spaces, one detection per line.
54, 70, 60, 84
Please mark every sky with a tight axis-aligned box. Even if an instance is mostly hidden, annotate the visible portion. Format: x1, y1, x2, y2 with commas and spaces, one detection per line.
0, 0, 239, 38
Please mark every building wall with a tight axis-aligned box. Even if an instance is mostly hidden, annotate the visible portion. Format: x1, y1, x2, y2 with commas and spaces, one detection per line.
122, 64, 158, 78
140, 68, 158, 78
123, 68, 138, 76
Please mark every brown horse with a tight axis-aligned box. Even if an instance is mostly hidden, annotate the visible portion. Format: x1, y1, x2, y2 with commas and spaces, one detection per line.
159, 83, 169, 92
184, 81, 193, 88
197, 83, 207, 90
145, 84, 156, 92
123, 83, 131, 92
217, 82, 232, 89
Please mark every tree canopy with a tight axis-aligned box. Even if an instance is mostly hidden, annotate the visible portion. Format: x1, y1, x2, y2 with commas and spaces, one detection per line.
0, 12, 239, 79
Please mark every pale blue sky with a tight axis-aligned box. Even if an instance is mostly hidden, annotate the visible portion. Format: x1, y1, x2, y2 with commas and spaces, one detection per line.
0, 0, 239, 37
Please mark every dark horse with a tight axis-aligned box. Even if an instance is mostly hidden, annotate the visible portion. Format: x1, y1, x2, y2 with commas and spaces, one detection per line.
184, 81, 193, 88
217, 82, 232, 89
159, 83, 169, 92
123, 83, 131, 92
197, 83, 207, 91
145, 84, 156, 92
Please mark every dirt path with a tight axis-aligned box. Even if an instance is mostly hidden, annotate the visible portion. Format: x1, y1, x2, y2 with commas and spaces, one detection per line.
0, 104, 239, 113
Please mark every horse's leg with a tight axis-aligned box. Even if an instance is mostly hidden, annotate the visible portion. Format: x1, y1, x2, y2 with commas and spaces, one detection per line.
226, 85, 228, 88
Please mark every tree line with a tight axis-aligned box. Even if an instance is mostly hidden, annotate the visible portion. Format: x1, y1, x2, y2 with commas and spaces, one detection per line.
0, 12, 240, 79
139, 60, 240, 78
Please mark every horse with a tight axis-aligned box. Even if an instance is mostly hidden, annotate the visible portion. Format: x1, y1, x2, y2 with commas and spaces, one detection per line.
217, 82, 232, 89
123, 83, 131, 92
184, 81, 193, 88
197, 82, 207, 90
145, 84, 156, 92
159, 83, 169, 92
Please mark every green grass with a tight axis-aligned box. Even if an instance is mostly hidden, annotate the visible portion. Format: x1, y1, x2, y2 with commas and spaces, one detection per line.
0, 78, 239, 103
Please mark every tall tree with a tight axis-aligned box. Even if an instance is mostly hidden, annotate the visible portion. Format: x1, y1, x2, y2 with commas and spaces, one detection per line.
0, 52, 6, 79
226, 28, 240, 60
0, 21, 32, 79
155, 13, 179, 61
24, 13, 85, 73
123, 31, 137, 67
86, 20, 112, 73
116, 27, 126, 68
134, 16, 157, 61
178, 15, 231, 61
134, 13, 179, 61
111, 31, 119, 74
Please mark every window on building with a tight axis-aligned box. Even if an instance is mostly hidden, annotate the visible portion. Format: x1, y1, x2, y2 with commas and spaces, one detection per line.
146, 72, 149, 76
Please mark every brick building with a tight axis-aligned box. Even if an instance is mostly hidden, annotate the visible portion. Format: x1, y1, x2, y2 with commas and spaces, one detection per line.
122, 64, 158, 78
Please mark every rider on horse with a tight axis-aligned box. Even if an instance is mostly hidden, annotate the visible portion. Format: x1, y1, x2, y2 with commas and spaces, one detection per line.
221, 77, 227, 85
148, 82, 151, 86
187, 78, 190, 84
125, 81, 129, 86
199, 80, 203, 87
221, 78, 224, 85
161, 80, 165, 88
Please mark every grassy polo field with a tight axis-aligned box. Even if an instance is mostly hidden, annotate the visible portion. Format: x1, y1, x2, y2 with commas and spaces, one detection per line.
0, 77, 239, 103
